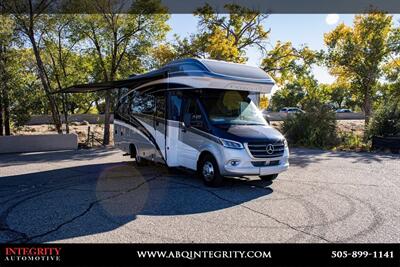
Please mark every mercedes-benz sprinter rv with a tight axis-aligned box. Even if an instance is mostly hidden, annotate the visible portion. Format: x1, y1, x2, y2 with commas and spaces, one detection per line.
61, 58, 289, 186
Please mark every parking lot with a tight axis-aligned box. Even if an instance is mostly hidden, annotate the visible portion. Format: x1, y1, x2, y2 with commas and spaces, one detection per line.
0, 148, 399, 243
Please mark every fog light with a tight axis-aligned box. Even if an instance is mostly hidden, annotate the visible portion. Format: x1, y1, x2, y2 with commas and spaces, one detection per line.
229, 160, 241, 166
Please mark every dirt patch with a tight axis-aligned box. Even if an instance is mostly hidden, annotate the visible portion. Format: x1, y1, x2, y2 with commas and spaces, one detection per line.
336, 120, 365, 136
12, 124, 114, 146
270, 120, 364, 136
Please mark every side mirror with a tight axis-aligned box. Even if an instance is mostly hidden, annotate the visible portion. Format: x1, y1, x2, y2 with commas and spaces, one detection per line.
183, 113, 191, 128
265, 114, 271, 125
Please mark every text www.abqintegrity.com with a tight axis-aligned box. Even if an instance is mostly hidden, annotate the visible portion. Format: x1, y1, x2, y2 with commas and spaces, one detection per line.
137, 250, 272, 260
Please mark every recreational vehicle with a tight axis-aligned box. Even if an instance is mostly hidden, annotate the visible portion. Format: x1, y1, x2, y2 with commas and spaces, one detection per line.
61, 59, 289, 186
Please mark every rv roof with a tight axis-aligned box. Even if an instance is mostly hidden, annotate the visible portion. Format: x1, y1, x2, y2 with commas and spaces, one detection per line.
198, 59, 270, 80
164, 58, 273, 82
55, 58, 274, 94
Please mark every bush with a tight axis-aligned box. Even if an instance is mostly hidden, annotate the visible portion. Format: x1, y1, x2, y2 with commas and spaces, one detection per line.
367, 99, 400, 138
282, 104, 337, 148
336, 131, 369, 151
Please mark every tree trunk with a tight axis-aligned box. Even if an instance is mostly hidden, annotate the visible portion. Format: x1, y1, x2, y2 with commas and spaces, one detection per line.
363, 89, 373, 142
103, 90, 111, 145
0, 44, 9, 135
0, 90, 3, 136
3, 85, 10, 135
364, 90, 372, 126
62, 93, 69, 134
29, 34, 62, 134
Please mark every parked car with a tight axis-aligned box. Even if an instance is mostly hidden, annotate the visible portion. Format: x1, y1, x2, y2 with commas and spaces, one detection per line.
279, 107, 305, 114
335, 108, 352, 113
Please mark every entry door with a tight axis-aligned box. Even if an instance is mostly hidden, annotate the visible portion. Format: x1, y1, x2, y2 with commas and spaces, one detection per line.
178, 98, 206, 170
154, 93, 166, 162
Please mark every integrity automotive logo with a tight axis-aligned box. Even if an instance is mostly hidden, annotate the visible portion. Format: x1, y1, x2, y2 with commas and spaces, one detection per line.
3, 247, 62, 263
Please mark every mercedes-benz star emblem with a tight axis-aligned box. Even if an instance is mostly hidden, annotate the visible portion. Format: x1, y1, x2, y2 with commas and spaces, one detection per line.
266, 144, 274, 154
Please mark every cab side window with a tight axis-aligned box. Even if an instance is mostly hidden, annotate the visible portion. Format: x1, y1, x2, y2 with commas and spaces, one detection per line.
168, 92, 182, 121
187, 99, 207, 131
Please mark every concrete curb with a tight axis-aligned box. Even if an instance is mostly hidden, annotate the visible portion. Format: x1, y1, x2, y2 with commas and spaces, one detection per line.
0, 134, 78, 154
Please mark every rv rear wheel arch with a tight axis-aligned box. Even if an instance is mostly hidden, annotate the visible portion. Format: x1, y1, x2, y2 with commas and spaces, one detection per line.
129, 144, 137, 158
130, 144, 146, 166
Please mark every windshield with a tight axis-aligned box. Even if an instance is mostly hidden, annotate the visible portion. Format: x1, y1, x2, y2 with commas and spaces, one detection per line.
200, 90, 267, 126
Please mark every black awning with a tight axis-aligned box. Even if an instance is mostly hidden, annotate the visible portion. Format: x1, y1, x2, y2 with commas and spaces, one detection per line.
54, 69, 167, 94
54, 79, 135, 94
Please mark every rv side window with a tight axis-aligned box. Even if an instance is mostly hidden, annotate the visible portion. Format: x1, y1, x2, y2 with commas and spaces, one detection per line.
118, 96, 129, 116
142, 94, 155, 115
168, 93, 182, 121
130, 91, 155, 115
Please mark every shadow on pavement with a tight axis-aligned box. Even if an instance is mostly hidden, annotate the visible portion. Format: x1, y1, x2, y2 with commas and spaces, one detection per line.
0, 161, 272, 243
289, 147, 400, 168
0, 148, 117, 168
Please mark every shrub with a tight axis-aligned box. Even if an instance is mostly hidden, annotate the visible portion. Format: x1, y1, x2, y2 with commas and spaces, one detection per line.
367, 99, 400, 138
336, 131, 369, 151
282, 103, 337, 148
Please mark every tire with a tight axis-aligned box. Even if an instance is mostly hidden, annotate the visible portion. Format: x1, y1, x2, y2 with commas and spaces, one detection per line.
198, 154, 224, 187
130, 144, 146, 166
259, 174, 278, 181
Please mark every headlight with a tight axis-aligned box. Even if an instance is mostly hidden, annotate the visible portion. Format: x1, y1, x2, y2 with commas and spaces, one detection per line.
220, 138, 244, 149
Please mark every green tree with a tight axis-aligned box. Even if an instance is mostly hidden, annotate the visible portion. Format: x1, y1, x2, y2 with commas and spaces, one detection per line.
2, 1, 64, 133
194, 3, 270, 62
262, 41, 322, 110
152, 4, 270, 66
268, 83, 305, 111
320, 81, 355, 109
324, 13, 397, 125
70, 0, 170, 145
0, 15, 15, 135
261, 41, 320, 86
7, 49, 47, 126
41, 15, 100, 132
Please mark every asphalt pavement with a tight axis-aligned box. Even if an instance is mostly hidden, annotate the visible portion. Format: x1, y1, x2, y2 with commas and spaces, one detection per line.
0, 147, 399, 243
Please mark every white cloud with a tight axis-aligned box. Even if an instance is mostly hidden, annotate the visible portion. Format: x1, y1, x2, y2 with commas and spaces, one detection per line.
326, 14, 340, 25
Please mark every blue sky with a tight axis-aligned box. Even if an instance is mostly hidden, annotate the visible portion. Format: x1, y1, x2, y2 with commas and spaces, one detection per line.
167, 14, 399, 84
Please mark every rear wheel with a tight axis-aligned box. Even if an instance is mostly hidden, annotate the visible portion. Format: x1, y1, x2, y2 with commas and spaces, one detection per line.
130, 144, 146, 166
259, 174, 278, 181
198, 154, 224, 187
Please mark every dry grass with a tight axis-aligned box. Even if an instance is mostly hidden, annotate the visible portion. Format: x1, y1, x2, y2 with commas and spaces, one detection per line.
271, 120, 364, 135
12, 123, 114, 146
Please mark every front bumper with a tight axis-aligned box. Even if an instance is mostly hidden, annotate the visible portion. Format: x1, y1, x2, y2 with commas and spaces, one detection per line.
217, 145, 289, 177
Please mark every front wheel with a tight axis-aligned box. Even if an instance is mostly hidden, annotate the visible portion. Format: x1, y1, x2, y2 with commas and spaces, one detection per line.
198, 155, 224, 187
259, 174, 278, 181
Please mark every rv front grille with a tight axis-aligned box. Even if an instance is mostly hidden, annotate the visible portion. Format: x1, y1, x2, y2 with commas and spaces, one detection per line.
247, 141, 285, 158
